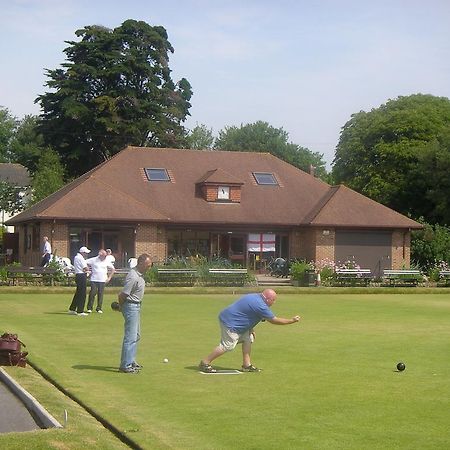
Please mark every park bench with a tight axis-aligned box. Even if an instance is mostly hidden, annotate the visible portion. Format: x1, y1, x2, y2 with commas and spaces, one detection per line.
108, 268, 130, 286
438, 270, 450, 287
333, 268, 372, 287
382, 269, 423, 287
155, 268, 198, 286
6, 266, 59, 286
205, 268, 248, 286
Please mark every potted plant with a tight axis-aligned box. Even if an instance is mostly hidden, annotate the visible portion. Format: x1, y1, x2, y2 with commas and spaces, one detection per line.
290, 260, 315, 286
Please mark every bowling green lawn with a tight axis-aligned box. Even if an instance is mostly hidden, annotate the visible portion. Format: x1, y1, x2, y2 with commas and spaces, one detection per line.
1, 289, 450, 449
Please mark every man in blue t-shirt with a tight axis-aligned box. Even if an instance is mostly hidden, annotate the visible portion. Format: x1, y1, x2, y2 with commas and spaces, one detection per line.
199, 289, 301, 373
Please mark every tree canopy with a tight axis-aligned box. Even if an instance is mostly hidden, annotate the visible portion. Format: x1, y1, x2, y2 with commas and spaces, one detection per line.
214, 121, 328, 180
36, 19, 193, 178
185, 124, 215, 150
0, 107, 17, 162
30, 149, 65, 205
8, 115, 46, 175
332, 94, 450, 223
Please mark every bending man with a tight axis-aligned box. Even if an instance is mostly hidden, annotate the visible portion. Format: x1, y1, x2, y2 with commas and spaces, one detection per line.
199, 289, 300, 373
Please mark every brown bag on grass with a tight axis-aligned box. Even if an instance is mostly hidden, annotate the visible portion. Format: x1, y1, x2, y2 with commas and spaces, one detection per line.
0, 333, 28, 367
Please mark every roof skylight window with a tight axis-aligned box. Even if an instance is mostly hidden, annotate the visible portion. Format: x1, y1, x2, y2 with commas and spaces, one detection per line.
253, 172, 278, 185
145, 168, 170, 182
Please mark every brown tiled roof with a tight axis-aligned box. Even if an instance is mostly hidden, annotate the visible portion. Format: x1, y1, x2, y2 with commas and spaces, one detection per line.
6, 147, 422, 229
0, 163, 30, 186
196, 168, 243, 185
306, 185, 421, 229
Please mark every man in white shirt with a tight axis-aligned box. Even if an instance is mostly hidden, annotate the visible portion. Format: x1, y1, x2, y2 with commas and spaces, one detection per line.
86, 249, 115, 313
68, 246, 91, 316
41, 236, 52, 266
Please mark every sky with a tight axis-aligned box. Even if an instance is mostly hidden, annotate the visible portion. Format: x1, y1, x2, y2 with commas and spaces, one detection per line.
1, 0, 449, 168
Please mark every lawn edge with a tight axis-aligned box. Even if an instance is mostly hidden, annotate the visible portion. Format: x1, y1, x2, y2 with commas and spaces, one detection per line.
27, 359, 144, 450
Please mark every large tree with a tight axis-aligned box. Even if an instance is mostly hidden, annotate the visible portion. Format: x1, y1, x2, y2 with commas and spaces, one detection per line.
30, 149, 65, 205
214, 121, 328, 180
0, 107, 17, 162
37, 19, 193, 178
332, 94, 450, 223
9, 115, 46, 175
185, 124, 214, 150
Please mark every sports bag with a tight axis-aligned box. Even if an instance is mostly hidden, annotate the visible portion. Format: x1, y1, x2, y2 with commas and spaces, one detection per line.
0, 333, 28, 367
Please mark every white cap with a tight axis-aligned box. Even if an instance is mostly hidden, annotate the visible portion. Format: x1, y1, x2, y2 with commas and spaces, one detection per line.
79, 246, 91, 254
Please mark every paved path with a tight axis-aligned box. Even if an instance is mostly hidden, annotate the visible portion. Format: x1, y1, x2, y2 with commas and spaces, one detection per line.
0, 379, 40, 433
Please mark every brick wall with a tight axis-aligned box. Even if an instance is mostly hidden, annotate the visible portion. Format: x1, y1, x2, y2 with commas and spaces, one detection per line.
289, 228, 316, 261
17, 221, 69, 265
391, 230, 410, 269
315, 229, 335, 263
49, 223, 69, 258
203, 185, 241, 203
135, 223, 167, 263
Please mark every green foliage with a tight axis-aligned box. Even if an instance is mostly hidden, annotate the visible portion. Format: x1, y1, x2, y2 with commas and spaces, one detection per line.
0, 107, 18, 162
0, 180, 28, 215
289, 260, 314, 281
151, 255, 254, 285
36, 19, 193, 178
185, 124, 214, 149
30, 148, 65, 204
8, 115, 46, 175
39, 259, 66, 285
215, 121, 328, 180
332, 94, 450, 223
424, 260, 449, 282
411, 218, 450, 270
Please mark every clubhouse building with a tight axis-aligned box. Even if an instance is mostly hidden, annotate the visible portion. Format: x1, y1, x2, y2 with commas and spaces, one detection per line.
6, 146, 421, 276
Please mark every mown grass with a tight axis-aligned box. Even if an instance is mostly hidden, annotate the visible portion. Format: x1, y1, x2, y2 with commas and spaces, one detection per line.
1, 290, 450, 449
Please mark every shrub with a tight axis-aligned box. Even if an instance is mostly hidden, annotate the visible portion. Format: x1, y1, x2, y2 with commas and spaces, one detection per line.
290, 260, 314, 281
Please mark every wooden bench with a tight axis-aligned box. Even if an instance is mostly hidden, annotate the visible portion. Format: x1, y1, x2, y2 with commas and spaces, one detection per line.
205, 268, 248, 286
438, 270, 450, 287
155, 268, 198, 286
383, 269, 423, 287
333, 268, 372, 286
6, 266, 59, 286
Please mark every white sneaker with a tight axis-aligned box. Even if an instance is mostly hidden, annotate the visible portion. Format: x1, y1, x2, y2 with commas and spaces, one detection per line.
68, 310, 77, 315
97, 310, 103, 314
78, 312, 88, 316
87, 310, 92, 313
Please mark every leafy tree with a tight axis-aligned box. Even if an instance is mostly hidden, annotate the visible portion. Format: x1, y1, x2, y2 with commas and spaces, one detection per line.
214, 121, 328, 180
36, 19, 193, 178
0, 181, 27, 215
9, 115, 46, 175
409, 130, 450, 224
411, 218, 450, 270
30, 149, 65, 204
185, 124, 214, 150
332, 94, 450, 222
0, 107, 17, 162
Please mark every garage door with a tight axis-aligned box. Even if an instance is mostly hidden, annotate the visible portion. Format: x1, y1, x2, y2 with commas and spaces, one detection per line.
335, 231, 392, 277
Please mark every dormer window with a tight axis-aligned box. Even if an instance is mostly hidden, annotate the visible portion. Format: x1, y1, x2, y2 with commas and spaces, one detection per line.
217, 186, 230, 200
145, 168, 170, 182
253, 172, 278, 185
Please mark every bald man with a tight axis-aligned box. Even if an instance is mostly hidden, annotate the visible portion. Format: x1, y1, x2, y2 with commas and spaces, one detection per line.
199, 289, 301, 373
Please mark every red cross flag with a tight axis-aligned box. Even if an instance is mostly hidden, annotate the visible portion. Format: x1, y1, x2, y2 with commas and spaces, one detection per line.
247, 233, 276, 252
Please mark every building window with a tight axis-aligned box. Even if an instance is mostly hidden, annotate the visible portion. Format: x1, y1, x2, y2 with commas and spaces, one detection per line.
253, 172, 278, 185
144, 168, 170, 182
217, 186, 230, 200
